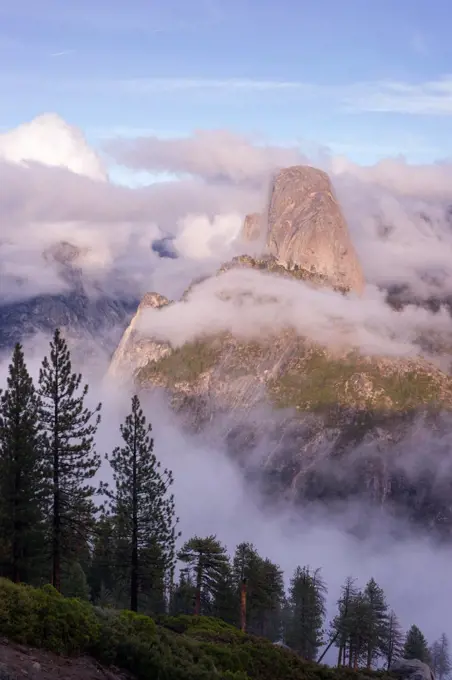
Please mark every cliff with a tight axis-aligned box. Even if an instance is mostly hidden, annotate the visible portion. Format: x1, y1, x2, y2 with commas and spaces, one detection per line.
266, 166, 365, 294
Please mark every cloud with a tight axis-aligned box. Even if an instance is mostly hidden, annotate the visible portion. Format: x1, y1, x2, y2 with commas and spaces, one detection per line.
341, 76, 452, 116
18, 73, 451, 117
136, 267, 452, 358
3, 110, 452, 321
0, 113, 107, 181
173, 213, 243, 259
106, 129, 305, 185
50, 49, 75, 57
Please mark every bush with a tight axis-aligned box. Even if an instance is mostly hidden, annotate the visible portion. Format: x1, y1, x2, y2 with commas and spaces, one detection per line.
0, 578, 99, 654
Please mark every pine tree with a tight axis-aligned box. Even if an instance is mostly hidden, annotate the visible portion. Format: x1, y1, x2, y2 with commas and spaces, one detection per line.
232, 543, 284, 640
333, 576, 358, 666
430, 633, 451, 680
363, 577, 389, 668
347, 591, 373, 669
0, 343, 48, 583
105, 395, 179, 613
382, 609, 404, 669
403, 625, 431, 664
38, 328, 101, 591
178, 535, 229, 615
211, 557, 236, 624
285, 566, 326, 660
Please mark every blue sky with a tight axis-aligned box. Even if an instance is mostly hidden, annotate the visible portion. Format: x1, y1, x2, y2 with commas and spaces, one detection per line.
1, 0, 452, 166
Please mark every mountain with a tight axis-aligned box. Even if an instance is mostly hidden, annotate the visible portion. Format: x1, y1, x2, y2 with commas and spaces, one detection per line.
110, 164, 452, 536
266, 166, 365, 294
0, 240, 138, 355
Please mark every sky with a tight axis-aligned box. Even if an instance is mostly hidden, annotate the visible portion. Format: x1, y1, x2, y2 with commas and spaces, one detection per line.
1, 0, 452, 173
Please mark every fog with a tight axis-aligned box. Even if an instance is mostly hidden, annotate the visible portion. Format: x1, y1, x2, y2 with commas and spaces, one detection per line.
136, 266, 452, 359
2, 112, 452, 658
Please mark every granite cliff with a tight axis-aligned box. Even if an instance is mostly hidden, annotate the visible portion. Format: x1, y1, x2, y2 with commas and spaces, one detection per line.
241, 165, 365, 294
110, 165, 452, 534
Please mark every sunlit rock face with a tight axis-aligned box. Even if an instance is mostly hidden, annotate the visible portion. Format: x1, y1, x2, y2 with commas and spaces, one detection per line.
266, 165, 365, 294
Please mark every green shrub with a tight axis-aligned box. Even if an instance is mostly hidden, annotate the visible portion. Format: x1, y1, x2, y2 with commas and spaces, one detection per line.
0, 577, 99, 654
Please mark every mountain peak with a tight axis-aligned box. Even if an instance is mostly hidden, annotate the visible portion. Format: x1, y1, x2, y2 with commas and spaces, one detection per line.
266, 165, 365, 294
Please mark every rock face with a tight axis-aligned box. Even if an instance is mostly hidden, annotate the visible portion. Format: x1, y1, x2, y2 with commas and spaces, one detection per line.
391, 658, 435, 680
128, 317, 452, 532
108, 292, 172, 379
241, 213, 263, 242
266, 165, 365, 294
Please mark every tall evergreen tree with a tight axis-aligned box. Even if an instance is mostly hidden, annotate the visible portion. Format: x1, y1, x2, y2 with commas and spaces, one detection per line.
38, 328, 101, 591
346, 591, 373, 669
403, 625, 431, 664
285, 566, 326, 660
178, 535, 229, 615
333, 576, 358, 667
363, 577, 389, 668
211, 557, 236, 624
232, 543, 284, 640
105, 395, 179, 612
382, 610, 404, 669
0, 343, 47, 583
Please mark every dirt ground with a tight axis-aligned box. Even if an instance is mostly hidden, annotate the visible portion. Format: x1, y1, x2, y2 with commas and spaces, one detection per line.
0, 638, 134, 679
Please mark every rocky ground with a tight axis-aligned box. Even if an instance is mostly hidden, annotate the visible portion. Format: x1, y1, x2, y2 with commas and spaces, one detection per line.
0, 638, 133, 680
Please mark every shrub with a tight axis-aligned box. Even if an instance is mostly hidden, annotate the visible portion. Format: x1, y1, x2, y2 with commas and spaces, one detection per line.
0, 577, 99, 654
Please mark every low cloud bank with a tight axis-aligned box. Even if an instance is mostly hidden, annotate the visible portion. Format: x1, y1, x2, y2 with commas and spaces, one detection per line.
136, 267, 452, 358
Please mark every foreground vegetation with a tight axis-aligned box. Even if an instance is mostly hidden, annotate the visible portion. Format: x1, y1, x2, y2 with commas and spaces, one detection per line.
0, 577, 395, 680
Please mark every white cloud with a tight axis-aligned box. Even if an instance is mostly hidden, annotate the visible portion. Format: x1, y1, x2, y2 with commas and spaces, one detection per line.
174, 213, 243, 259
106, 128, 305, 184
84, 74, 452, 116
136, 267, 452, 358
0, 113, 107, 181
341, 76, 452, 115
4, 111, 452, 310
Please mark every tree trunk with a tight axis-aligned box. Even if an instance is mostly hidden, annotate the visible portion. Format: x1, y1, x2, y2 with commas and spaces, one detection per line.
194, 558, 202, 616
240, 578, 247, 632
12, 463, 21, 583
367, 646, 372, 670
130, 421, 138, 612
52, 401, 61, 592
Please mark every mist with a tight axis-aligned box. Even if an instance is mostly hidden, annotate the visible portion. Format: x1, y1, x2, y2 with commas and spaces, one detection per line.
136, 267, 452, 359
